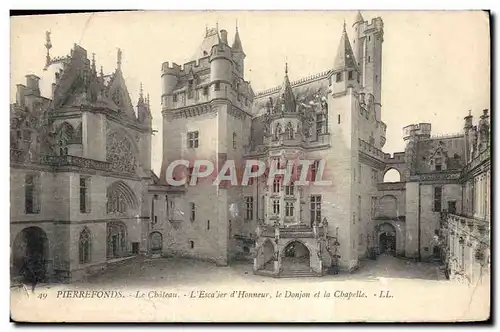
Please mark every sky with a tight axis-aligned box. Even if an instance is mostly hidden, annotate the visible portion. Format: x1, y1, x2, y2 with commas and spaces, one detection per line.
10, 11, 490, 173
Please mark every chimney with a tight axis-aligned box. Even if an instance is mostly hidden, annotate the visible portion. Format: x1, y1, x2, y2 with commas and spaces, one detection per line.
25, 75, 41, 96
220, 29, 228, 44
16, 84, 26, 106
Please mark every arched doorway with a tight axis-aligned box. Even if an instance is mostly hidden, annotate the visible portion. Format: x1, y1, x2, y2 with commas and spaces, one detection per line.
282, 241, 310, 271
260, 240, 275, 271
379, 232, 396, 255
11, 227, 49, 282
107, 222, 128, 259
149, 232, 163, 254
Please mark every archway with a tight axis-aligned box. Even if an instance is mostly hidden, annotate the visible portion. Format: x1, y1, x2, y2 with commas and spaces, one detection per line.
282, 241, 310, 271
377, 223, 397, 255
107, 221, 128, 259
149, 231, 163, 254
383, 168, 401, 183
11, 227, 49, 283
260, 240, 275, 271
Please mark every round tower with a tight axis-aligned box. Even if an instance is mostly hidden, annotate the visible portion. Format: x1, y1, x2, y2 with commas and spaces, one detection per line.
161, 61, 180, 109
209, 39, 233, 100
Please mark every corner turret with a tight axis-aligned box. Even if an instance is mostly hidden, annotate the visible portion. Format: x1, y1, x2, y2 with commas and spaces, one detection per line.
161, 61, 181, 109
210, 32, 233, 100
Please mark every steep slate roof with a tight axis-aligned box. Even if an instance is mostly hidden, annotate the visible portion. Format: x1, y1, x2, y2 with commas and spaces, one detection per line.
333, 23, 358, 71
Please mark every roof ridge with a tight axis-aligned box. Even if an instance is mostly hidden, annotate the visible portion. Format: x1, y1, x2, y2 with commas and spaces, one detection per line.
255, 69, 331, 97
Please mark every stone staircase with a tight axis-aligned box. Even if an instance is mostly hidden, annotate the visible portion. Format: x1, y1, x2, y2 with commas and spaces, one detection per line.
279, 268, 322, 278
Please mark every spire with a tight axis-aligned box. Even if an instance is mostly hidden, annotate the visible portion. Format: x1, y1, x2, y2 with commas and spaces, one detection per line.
117, 48, 122, 71
91, 53, 96, 73
138, 82, 144, 104
232, 21, 245, 55
353, 11, 364, 26
278, 62, 296, 112
333, 24, 358, 71
100, 65, 104, 78
147, 93, 150, 106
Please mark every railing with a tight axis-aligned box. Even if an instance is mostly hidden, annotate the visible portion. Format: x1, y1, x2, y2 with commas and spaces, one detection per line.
377, 182, 405, 191
257, 223, 326, 238
409, 171, 461, 182
359, 139, 385, 160
11, 149, 111, 172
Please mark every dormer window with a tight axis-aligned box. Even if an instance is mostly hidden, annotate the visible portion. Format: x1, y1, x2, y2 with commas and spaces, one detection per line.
435, 158, 442, 171
336, 72, 342, 82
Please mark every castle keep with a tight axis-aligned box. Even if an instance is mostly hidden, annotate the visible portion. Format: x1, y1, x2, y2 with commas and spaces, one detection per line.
11, 12, 490, 282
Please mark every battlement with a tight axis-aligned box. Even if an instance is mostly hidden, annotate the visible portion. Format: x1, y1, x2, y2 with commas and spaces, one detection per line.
162, 57, 211, 77
364, 17, 384, 32
384, 151, 406, 164
402, 123, 431, 139
255, 70, 331, 97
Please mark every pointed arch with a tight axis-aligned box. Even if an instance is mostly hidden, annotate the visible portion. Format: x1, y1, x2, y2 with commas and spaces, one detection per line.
106, 128, 138, 173
106, 180, 139, 214
79, 227, 92, 264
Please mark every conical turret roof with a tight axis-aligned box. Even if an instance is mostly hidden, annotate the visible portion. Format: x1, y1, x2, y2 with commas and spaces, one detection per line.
333, 23, 358, 71
277, 63, 296, 112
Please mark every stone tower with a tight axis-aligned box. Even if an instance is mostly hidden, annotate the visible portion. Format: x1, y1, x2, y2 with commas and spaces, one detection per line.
352, 11, 384, 122
160, 25, 254, 265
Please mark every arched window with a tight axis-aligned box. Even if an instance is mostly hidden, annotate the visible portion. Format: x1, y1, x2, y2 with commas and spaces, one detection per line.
286, 122, 294, 140
79, 227, 91, 264
383, 169, 401, 183
274, 123, 282, 140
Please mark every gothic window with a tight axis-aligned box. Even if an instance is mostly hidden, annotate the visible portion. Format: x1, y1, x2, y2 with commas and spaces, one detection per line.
348, 71, 353, 80
286, 122, 294, 140
274, 123, 282, 140
316, 113, 326, 136
107, 181, 138, 215
285, 182, 294, 196
188, 79, 194, 99
25, 173, 40, 214
106, 132, 137, 173
79, 227, 91, 264
435, 158, 442, 171
285, 202, 294, 217
203, 86, 209, 96
272, 200, 280, 215
173, 94, 178, 102
310, 195, 321, 224
80, 176, 91, 213
245, 196, 254, 220
273, 178, 281, 193
434, 186, 442, 212
188, 131, 199, 148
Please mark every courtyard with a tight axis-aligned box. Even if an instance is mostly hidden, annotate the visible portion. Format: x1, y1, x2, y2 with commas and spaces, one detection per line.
73, 254, 446, 288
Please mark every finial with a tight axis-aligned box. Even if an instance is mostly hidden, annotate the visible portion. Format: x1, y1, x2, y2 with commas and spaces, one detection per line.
147, 93, 150, 106
468, 110, 472, 116
91, 52, 96, 70
139, 82, 144, 99
285, 62, 288, 75
343, 19, 347, 32
100, 65, 104, 77
236, 19, 238, 31
117, 48, 122, 70
205, 23, 208, 36
44, 30, 52, 70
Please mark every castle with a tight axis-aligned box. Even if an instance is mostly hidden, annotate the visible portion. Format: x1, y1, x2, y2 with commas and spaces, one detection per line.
10, 12, 490, 282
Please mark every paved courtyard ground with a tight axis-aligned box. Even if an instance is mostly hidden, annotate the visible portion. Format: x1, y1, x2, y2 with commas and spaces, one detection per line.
74, 253, 445, 288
